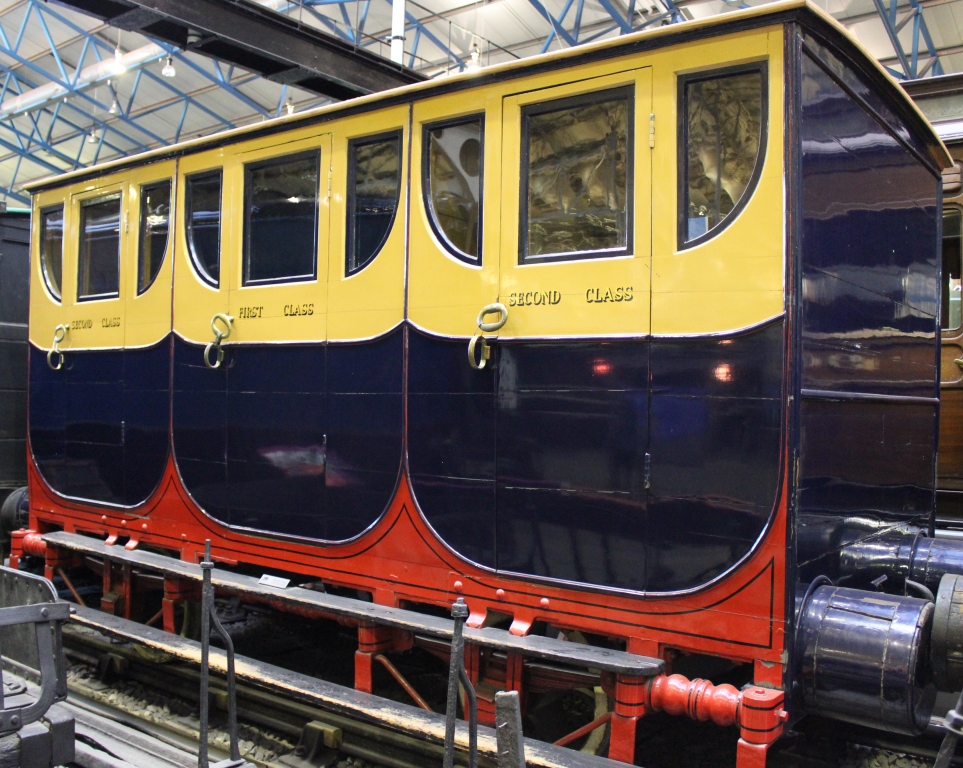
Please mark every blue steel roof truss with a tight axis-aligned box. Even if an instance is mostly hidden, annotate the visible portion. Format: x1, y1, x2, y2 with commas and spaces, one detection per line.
0, 0, 945, 204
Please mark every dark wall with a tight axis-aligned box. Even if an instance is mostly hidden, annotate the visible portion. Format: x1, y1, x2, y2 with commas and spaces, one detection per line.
0, 212, 29, 492
795, 38, 941, 584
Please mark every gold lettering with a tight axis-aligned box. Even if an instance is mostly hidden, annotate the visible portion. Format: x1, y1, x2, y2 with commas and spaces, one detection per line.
585, 287, 633, 303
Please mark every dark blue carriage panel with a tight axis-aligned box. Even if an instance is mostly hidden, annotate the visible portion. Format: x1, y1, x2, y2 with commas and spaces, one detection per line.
646, 321, 783, 592
799, 50, 939, 400
494, 341, 649, 591
172, 337, 229, 522
172, 332, 403, 541
325, 332, 403, 541
225, 344, 326, 538
800, 272, 936, 398
795, 47, 941, 583
801, 34, 933, 165
29, 341, 170, 506
122, 344, 170, 504
407, 328, 496, 568
796, 399, 937, 582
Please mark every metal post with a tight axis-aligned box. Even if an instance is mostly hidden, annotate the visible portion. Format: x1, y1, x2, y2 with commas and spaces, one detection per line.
495, 690, 525, 768
198, 541, 213, 768
390, 0, 405, 63
443, 597, 477, 768
198, 540, 249, 768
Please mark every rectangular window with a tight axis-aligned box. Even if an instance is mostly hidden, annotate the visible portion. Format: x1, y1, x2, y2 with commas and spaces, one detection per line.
244, 151, 320, 285
40, 205, 64, 301
521, 87, 632, 263
425, 117, 483, 263
78, 195, 121, 301
944, 209, 962, 331
346, 132, 402, 276
185, 170, 222, 287
138, 180, 171, 295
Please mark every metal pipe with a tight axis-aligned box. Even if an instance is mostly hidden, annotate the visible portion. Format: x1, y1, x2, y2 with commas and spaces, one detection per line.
209, 591, 241, 761
935, 529, 963, 541
0, 43, 167, 120
56, 568, 86, 608
373, 654, 433, 712
390, 0, 406, 64
553, 711, 611, 747
198, 539, 244, 767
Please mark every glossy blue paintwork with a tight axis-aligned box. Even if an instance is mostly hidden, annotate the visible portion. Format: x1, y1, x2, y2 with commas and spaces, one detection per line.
801, 34, 933, 164
799, 49, 939, 399
408, 322, 783, 592
28, 340, 169, 506
648, 325, 783, 591
408, 329, 496, 567
795, 47, 941, 584
171, 329, 403, 540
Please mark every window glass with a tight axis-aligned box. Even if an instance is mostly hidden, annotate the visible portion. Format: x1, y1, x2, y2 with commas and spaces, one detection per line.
186, 170, 222, 286
78, 196, 121, 301
138, 181, 171, 295
244, 152, 320, 284
523, 89, 631, 262
40, 206, 64, 301
426, 119, 482, 262
347, 133, 401, 275
683, 68, 764, 244
944, 209, 962, 331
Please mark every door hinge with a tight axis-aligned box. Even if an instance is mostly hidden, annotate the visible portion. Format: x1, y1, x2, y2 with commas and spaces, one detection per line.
124, 211, 129, 233
327, 169, 332, 197
644, 452, 651, 490
649, 113, 655, 149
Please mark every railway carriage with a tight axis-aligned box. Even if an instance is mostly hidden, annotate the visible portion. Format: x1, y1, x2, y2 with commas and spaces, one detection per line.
18, 2, 963, 763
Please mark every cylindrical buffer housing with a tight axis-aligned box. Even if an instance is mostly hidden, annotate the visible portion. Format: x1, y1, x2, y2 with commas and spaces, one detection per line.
839, 528, 963, 593
796, 584, 935, 734
932, 573, 963, 691
910, 538, 963, 592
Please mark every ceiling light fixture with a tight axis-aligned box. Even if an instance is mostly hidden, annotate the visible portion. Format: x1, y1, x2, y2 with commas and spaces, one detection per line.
108, 99, 119, 115
285, 100, 294, 116
87, 130, 98, 144
112, 47, 126, 75
162, 56, 176, 78
467, 40, 481, 71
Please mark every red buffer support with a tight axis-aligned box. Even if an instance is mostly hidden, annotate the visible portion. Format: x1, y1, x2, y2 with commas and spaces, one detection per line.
609, 673, 786, 766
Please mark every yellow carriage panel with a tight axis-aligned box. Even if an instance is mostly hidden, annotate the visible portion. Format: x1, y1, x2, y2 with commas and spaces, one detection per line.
497, 68, 652, 340
125, 160, 176, 349
41, 171, 131, 352
650, 27, 785, 337
224, 132, 332, 345
408, 91, 501, 339
326, 105, 408, 342
173, 148, 231, 346
29, 186, 70, 353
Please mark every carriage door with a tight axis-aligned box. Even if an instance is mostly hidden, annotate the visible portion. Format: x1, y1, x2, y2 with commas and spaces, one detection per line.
324, 108, 408, 541
172, 147, 233, 524
493, 68, 652, 591
224, 134, 332, 537
45, 176, 128, 505
123, 161, 176, 505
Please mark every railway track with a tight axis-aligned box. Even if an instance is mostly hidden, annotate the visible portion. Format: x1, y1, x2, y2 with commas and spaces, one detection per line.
57, 622, 465, 768
51, 618, 956, 768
